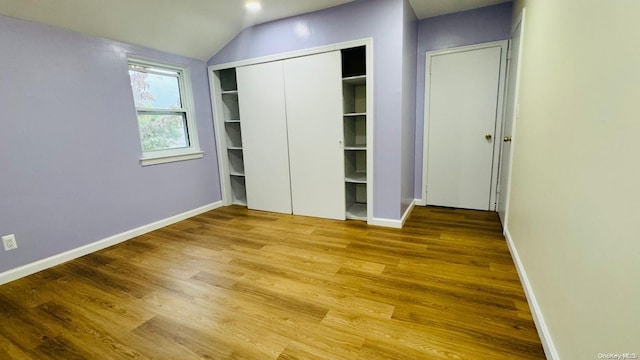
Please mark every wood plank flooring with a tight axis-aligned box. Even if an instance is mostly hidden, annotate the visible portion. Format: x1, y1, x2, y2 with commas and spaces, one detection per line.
0, 206, 545, 359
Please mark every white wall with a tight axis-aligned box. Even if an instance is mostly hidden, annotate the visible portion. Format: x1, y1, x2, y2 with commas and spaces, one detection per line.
507, 1, 640, 358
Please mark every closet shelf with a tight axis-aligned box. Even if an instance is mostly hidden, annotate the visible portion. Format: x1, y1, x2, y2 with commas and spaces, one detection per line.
232, 197, 247, 206
225, 119, 241, 123
221, 90, 239, 95
230, 172, 245, 177
345, 172, 367, 183
344, 112, 366, 117
343, 75, 366, 85
344, 145, 366, 151
227, 146, 243, 150
346, 203, 367, 220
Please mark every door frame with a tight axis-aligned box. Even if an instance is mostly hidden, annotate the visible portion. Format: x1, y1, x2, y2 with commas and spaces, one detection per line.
208, 38, 374, 223
497, 10, 527, 225
420, 40, 508, 211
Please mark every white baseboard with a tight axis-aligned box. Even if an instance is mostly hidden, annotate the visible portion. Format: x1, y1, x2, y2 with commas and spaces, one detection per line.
369, 199, 416, 228
400, 199, 416, 227
0, 201, 223, 286
415, 198, 427, 206
504, 227, 559, 360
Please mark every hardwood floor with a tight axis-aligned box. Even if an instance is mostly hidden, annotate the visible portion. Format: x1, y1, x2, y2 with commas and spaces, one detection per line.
0, 206, 545, 359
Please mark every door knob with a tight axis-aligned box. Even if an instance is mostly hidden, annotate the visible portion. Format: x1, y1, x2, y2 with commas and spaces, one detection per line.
485, 134, 492, 141
503, 136, 512, 142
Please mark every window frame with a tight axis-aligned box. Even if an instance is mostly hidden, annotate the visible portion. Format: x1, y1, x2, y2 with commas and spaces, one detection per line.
127, 57, 203, 166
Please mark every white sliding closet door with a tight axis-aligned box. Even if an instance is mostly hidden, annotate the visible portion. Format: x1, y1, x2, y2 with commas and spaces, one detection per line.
236, 62, 292, 214
284, 52, 345, 220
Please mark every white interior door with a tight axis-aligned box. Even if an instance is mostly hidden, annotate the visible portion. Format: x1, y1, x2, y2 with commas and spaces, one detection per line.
498, 14, 525, 223
236, 61, 292, 214
426, 46, 502, 210
284, 51, 345, 220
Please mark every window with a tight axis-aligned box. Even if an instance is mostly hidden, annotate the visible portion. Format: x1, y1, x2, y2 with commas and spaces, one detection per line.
128, 58, 202, 166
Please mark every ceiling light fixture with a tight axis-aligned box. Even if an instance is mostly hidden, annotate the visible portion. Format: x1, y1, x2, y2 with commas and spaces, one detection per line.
245, 1, 262, 12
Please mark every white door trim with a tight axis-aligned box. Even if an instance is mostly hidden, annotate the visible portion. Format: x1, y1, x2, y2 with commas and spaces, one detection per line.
208, 72, 232, 206
421, 40, 509, 210
499, 11, 527, 226
209, 39, 372, 71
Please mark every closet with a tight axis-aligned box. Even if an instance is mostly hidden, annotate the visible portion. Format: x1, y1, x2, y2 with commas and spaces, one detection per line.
211, 45, 369, 222
341, 46, 368, 220
216, 69, 246, 206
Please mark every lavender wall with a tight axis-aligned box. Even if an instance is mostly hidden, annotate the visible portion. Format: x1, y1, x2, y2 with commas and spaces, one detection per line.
401, 0, 418, 214
414, 3, 513, 198
0, 15, 220, 274
209, 0, 407, 220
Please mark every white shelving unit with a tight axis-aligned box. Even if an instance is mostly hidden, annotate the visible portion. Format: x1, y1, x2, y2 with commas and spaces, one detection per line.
342, 47, 368, 221
344, 114, 366, 149
227, 149, 245, 176
214, 68, 247, 206
345, 150, 366, 182
225, 122, 243, 148
230, 176, 247, 206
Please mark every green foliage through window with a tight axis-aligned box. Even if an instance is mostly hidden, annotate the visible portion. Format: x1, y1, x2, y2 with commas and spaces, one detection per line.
128, 61, 190, 153
138, 114, 188, 151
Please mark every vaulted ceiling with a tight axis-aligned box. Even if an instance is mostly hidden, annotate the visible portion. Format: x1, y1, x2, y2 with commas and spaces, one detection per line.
0, 0, 510, 61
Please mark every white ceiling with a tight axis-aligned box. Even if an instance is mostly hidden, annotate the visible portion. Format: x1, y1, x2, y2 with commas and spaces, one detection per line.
0, 0, 511, 61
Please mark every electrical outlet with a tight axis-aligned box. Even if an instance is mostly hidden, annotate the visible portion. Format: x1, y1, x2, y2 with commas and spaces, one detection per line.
2, 234, 17, 251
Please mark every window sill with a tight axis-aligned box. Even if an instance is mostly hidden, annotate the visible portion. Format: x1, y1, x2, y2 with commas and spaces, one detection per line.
140, 151, 204, 166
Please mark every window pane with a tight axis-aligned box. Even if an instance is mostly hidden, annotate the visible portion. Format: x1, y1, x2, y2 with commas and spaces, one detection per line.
137, 113, 189, 151
129, 70, 182, 109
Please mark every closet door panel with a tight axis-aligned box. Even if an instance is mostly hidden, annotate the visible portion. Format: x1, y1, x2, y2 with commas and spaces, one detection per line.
236, 62, 292, 214
284, 51, 345, 220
